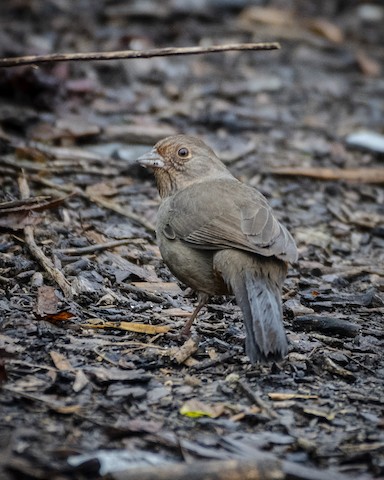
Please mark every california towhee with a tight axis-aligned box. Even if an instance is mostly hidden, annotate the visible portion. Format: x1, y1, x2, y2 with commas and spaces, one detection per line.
138, 135, 297, 363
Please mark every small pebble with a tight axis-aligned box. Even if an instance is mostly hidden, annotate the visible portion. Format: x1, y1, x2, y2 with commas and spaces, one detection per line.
225, 373, 240, 384
31, 272, 44, 287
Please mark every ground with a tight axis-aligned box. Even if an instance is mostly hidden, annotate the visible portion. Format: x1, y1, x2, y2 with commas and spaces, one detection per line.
0, 1, 383, 479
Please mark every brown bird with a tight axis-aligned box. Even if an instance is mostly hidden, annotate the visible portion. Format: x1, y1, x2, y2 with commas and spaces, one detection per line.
138, 135, 297, 363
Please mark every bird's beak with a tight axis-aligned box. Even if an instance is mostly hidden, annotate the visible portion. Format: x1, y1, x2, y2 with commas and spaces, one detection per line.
137, 149, 165, 168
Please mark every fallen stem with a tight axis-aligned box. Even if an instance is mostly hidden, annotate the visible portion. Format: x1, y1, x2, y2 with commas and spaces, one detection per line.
269, 167, 384, 184
17, 174, 73, 299
0, 42, 280, 68
33, 176, 155, 232
56, 238, 145, 255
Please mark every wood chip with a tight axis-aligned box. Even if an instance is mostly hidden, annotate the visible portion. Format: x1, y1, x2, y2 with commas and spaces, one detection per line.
49, 351, 73, 371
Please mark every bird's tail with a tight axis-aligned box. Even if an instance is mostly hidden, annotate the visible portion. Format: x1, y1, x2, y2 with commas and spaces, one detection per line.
214, 251, 288, 364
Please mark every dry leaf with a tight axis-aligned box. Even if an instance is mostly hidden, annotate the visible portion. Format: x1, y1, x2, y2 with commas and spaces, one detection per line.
324, 357, 356, 380
52, 404, 82, 414
83, 320, 171, 335
36, 286, 74, 323
16, 145, 50, 162
303, 408, 337, 421
305, 18, 344, 43
0, 195, 72, 231
0, 210, 40, 230
207, 348, 219, 361
37, 286, 61, 316
356, 50, 381, 77
183, 357, 199, 367
239, 6, 294, 27
230, 405, 262, 422
49, 351, 73, 371
86, 182, 119, 197
180, 399, 226, 418
73, 370, 89, 393
171, 337, 198, 364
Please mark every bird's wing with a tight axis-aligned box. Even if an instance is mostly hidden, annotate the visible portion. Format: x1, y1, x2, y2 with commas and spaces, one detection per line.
165, 178, 298, 263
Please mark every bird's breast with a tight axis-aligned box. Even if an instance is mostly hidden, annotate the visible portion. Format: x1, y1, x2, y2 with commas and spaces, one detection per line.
156, 201, 227, 295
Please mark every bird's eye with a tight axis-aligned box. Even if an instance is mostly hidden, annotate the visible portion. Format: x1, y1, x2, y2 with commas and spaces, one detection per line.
177, 147, 189, 158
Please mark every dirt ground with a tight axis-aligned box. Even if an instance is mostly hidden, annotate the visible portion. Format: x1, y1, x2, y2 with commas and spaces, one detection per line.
0, 1, 383, 479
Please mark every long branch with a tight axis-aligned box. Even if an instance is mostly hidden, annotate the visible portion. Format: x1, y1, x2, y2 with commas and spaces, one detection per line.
0, 42, 280, 68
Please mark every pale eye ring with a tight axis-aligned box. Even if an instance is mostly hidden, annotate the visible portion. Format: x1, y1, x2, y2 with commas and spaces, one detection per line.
177, 147, 189, 158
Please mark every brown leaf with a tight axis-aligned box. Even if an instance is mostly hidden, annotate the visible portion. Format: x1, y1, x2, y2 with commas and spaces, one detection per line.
36, 286, 74, 323
0, 195, 72, 231
356, 50, 381, 77
83, 320, 171, 335
16, 145, 50, 163
37, 286, 61, 316
0, 210, 40, 230
305, 18, 344, 43
85, 182, 119, 198
51, 404, 82, 414
171, 337, 198, 364
303, 408, 337, 421
45, 311, 75, 322
0, 195, 72, 213
324, 357, 356, 381
49, 351, 73, 371
239, 7, 294, 27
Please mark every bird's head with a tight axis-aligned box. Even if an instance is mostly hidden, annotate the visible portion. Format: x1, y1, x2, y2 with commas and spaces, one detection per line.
137, 135, 231, 198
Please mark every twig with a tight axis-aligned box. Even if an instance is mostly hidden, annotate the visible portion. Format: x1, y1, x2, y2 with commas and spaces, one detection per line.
56, 238, 145, 255
87, 193, 155, 232
17, 173, 73, 299
0, 155, 120, 176
112, 456, 353, 480
191, 351, 234, 371
119, 283, 165, 304
34, 177, 155, 232
269, 167, 384, 184
237, 380, 279, 419
0, 43, 280, 68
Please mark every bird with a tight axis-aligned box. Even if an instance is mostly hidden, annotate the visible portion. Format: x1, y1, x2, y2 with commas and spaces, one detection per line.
138, 135, 297, 364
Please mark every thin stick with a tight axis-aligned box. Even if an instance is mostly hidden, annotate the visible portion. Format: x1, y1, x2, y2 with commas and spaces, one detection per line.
0, 43, 280, 68
34, 176, 155, 232
56, 238, 145, 255
237, 380, 279, 419
270, 167, 384, 184
17, 173, 73, 299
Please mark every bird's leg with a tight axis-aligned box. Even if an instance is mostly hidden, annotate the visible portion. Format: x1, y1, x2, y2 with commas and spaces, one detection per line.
181, 292, 209, 337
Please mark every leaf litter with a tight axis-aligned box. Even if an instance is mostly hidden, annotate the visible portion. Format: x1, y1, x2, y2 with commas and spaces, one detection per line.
0, 1, 383, 479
